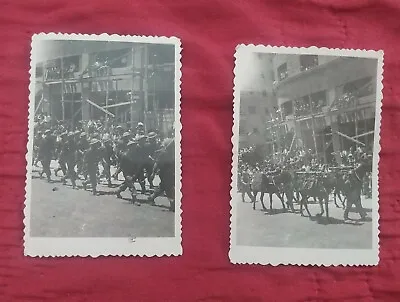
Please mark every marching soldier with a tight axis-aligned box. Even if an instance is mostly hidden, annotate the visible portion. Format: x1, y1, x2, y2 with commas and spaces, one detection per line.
82, 139, 102, 195
77, 132, 90, 177
61, 132, 77, 189
112, 132, 131, 180
116, 140, 140, 203
343, 153, 369, 221
54, 132, 68, 177
101, 138, 116, 187
38, 129, 55, 182
134, 135, 150, 194
148, 138, 175, 211
144, 132, 160, 189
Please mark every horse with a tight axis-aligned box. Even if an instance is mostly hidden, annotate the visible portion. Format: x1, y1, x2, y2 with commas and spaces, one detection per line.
297, 172, 331, 219
251, 171, 286, 211
323, 170, 347, 209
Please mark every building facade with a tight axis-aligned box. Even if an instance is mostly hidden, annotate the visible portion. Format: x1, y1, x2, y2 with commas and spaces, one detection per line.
35, 43, 175, 135
271, 54, 377, 163
239, 53, 277, 150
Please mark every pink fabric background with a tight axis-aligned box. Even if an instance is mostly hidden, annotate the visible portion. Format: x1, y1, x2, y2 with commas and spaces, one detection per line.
1, 0, 399, 301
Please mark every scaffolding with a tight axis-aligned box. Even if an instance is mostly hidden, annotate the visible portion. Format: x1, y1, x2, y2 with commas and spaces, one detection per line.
266, 79, 376, 164
35, 44, 155, 131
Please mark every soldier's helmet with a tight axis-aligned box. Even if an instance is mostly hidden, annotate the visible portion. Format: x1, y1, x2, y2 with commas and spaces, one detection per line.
136, 122, 144, 128
127, 139, 137, 147
44, 129, 51, 135
90, 139, 99, 146
147, 132, 157, 140
360, 153, 369, 161
136, 135, 147, 144
80, 132, 87, 138
68, 132, 74, 137
122, 132, 130, 139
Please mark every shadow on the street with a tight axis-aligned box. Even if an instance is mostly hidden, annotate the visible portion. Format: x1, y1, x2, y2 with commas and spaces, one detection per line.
263, 208, 290, 215
309, 215, 365, 226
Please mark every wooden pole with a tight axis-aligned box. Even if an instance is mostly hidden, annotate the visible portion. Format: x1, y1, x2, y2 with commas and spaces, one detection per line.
309, 95, 318, 156
143, 45, 149, 132
61, 57, 65, 123
130, 47, 135, 130
105, 67, 109, 120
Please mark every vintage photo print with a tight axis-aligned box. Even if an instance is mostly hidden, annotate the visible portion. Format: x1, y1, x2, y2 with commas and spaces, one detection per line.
24, 33, 182, 257
230, 45, 383, 266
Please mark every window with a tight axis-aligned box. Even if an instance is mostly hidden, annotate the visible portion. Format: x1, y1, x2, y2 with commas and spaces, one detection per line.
277, 63, 288, 80
300, 55, 318, 71
310, 90, 327, 109
248, 106, 256, 114
282, 101, 293, 116
343, 76, 373, 98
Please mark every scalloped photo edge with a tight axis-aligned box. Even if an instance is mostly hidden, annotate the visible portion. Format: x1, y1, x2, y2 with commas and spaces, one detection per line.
24, 33, 182, 257
229, 44, 383, 266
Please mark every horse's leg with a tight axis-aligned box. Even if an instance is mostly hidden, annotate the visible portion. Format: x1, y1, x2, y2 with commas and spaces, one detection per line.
317, 196, 325, 216
340, 191, 346, 208
333, 189, 341, 208
301, 194, 312, 217
286, 190, 295, 212
241, 192, 245, 203
324, 193, 330, 219
269, 193, 273, 211
252, 191, 258, 210
278, 191, 286, 210
260, 192, 267, 210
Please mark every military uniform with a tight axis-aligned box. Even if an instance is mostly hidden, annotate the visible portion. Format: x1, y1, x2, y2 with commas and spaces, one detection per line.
55, 133, 68, 177
62, 133, 77, 188
38, 130, 54, 181
143, 132, 160, 189
148, 138, 175, 210
116, 140, 141, 203
101, 139, 116, 186
112, 132, 130, 180
83, 140, 102, 195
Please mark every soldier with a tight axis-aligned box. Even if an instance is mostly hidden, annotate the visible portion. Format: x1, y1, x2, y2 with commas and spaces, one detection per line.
61, 132, 77, 189
148, 138, 175, 210
343, 153, 369, 221
239, 167, 254, 203
116, 140, 140, 203
54, 132, 68, 177
82, 139, 102, 195
77, 132, 90, 178
144, 132, 160, 189
112, 132, 131, 180
134, 135, 150, 194
38, 129, 55, 182
101, 138, 116, 187
136, 122, 145, 137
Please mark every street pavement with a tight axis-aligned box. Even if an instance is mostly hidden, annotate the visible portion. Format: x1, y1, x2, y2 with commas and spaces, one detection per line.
29, 163, 175, 238
235, 192, 374, 249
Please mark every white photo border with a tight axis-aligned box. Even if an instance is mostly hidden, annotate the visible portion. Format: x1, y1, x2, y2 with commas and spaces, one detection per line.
24, 33, 182, 257
229, 44, 383, 266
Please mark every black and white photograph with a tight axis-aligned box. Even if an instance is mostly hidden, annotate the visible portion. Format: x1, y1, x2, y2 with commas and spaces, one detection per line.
24, 33, 182, 257
230, 45, 382, 265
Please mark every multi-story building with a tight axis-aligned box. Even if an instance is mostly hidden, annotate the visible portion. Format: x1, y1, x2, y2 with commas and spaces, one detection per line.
239, 53, 277, 149
35, 41, 175, 135
270, 53, 377, 164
